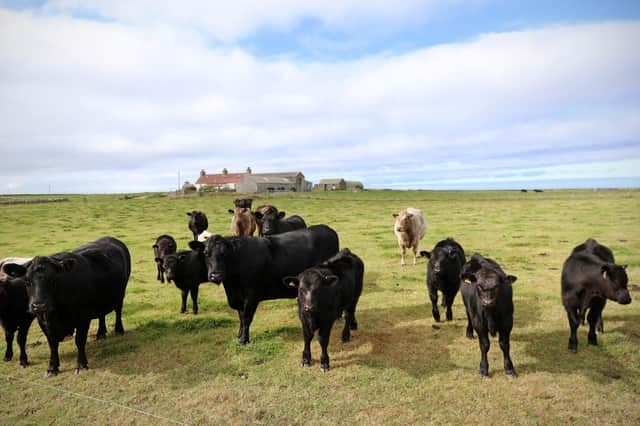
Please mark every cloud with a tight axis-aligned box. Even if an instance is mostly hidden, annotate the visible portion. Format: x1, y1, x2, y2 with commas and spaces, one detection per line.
0, 8, 639, 193
39, 0, 454, 42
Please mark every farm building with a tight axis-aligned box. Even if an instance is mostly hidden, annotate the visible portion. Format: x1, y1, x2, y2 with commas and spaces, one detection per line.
194, 172, 245, 191
315, 178, 347, 191
196, 171, 312, 193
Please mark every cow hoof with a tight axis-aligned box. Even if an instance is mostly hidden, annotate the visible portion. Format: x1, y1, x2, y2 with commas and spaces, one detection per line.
446, 313, 453, 321
180, 309, 187, 314
302, 359, 311, 367
3, 355, 11, 362
96, 333, 107, 340
321, 364, 330, 372
466, 331, 474, 339
46, 369, 58, 377
192, 310, 198, 315
506, 369, 517, 378
75, 365, 89, 374
568, 346, 578, 353
20, 362, 28, 368
350, 322, 358, 331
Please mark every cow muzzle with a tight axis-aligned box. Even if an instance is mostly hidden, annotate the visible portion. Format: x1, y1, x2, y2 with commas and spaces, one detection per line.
617, 290, 632, 305
209, 272, 224, 284
31, 302, 48, 313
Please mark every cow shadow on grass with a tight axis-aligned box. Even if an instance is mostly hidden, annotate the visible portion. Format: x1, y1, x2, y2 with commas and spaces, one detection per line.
514, 313, 640, 385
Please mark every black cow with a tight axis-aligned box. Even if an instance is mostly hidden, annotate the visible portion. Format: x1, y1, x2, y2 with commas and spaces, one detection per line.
253, 205, 278, 236
0, 258, 35, 367
234, 198, 253, 209
461, 253, 518, 377
284, 248, 364, 371
6, 237, 131, 376
152, 234, 177, 283
253, 210, 306, 236
191, 224, 339, 344
187, 211, 208, 241
420, 238, 466, 322
163, 249, 207, 314
561, 238, 631, 352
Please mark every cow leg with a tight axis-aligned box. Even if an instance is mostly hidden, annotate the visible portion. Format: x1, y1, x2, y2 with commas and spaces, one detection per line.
565, 307, 580, 352
596, 300, 606, 333
342, 312, 352, 342
180, 290, 188, 313
478, 331, 490, 377
44, 335, 60, 377
114, 302, 125, 335
190, 286, 199, 315
587, 301, 605, 346
400, 245, 407, 266
318, 324, 332, 372
412, 245, 419, 265
3, 329, 14, 362
465, 310, 474, 339
156, 264, 164, 283
499, 331, 516, 377
236, 310, 244, 338
96, 316, 107, 340
302, 323, 313, 367
75, 320, 90, 373
17, 322, 31, 367
444, 293, 454, 322
238, 300, 259, 345
428, 282, 440, 322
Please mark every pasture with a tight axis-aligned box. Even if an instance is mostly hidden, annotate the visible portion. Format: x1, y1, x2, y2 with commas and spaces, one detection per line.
1, 189, 639, 425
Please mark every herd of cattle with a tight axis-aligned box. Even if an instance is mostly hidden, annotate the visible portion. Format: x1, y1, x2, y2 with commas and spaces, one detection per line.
0, 199, 633, 378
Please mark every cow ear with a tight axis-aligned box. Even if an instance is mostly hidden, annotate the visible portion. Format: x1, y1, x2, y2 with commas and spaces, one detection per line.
622, 264, 628, 270
189, 241, 205, 252
186, 212, 192, 216
461, 272, 476, 284
152, 244, 159, 249
228, 209, 234, 214
253, 212, 263, 220
601, 265, 611, 280
4, 263, 27, 278
278, 211, 286, 219
59, 259, 74, 273
505, 275, 518, 285
420, 251, 431, 258
323, 275, 339, 286
282, 276, 300, 288
392, 213, 398, 218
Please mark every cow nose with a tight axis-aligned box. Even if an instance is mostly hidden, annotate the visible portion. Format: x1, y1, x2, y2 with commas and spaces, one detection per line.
210, 273, 224, 283
31, 303, 48, 313
303, 303, 315, 313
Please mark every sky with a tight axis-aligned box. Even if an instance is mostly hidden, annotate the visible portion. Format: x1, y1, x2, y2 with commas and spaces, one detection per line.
1, 1, 639, 193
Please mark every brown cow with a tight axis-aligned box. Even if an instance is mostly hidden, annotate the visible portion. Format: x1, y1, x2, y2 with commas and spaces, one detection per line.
228, 207, 257, 236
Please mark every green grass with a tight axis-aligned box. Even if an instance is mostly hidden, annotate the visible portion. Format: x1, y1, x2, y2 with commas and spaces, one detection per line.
1, 189, 639, 425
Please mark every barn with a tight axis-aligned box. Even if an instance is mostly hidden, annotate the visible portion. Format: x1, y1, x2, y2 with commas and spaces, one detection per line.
196, 171, 312, 193
315, 178, 347, 191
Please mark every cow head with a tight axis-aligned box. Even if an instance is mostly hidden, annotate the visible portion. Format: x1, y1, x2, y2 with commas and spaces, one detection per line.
162, 253, 184, 283
190, 236, 230, 284
284, 270, 338, 314
602, 264, 631, 304
427, 246, 462, 276
254, 210, 285, 236
462, 267, 517, 309
393, 211, 413, 233
234, 198, 253, 209
7, 256, 73, 314
0, 260, 31, 308
187, 211, 208, 233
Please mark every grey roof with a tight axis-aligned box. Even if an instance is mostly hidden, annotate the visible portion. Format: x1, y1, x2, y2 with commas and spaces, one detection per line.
244, 175, 295, 184
318, 179, 345, 185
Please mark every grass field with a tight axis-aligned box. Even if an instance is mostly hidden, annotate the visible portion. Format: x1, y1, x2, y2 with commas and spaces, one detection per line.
1, 189, 639, 425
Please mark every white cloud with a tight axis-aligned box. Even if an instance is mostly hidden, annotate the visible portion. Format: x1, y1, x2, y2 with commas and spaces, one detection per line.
40, 0, 454, 42
0, 8, 639, 193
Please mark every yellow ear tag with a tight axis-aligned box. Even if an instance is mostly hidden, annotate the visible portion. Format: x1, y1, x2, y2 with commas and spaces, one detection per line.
288, 281, 297, 288
464, 278, 472, 284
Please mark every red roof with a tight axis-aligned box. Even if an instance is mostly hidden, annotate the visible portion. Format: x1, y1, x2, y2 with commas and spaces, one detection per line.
196, 173, 246, 185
